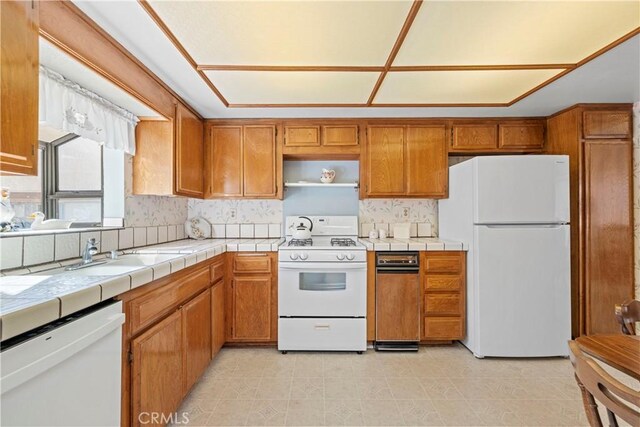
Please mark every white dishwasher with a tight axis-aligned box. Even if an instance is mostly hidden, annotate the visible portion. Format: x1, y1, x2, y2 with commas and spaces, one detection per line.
1, 300, 125, 427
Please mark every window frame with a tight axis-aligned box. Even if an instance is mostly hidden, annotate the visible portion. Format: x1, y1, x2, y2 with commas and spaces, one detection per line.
42, 134, 104, 227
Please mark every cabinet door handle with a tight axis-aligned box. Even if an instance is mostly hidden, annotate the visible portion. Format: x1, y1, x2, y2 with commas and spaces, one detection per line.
314, 324, 330, 330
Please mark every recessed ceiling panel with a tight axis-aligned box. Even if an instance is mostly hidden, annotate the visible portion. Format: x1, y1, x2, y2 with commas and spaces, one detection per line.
204, 71, 379, 104
375, 70, 563, 104
395, 1, 640, 66
148, 0, 413, 66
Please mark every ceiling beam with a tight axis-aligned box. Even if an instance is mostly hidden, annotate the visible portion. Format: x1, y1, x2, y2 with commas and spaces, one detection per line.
366, 0, 423, 106
137, 0, 230, 107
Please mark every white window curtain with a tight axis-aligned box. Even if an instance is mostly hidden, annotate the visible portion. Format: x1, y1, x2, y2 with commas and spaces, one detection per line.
39, 65, 139, 155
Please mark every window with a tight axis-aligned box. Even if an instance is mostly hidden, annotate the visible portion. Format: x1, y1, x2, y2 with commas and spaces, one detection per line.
1, 134, 104, 228
50, 135, 103, 224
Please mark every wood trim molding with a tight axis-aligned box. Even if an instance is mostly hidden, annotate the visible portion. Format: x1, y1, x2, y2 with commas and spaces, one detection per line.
198, 65, 385, 72
137, 0, 229, 107
39, 0, 201, 119
367, 0, 423, 106
390, 64, 574, 71
507, 27, 640, 106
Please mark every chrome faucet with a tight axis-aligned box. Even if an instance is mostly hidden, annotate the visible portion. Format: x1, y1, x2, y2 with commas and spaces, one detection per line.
82, 238, 99, 264
65, 238, 106, 271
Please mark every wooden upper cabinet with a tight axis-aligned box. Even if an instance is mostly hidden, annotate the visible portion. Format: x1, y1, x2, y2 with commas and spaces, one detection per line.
322, 125, 359, 146
0, 0, 39, 175
498, 123, 544, 150
583, 110, 631, 139
365, 126, 405, 196
174, 104, 204, 197
284, 125, 320, 147
206, 126, 243, 197
133, 103, 204, 197
406, 126, 448, 197
282, 122, 360, 159
243, 126, 277, 197
365, 125, 447, 198
451, 124, 498, 151
182, 289, 211, 394
206, 124, 280, 199
131, 311, 183, 427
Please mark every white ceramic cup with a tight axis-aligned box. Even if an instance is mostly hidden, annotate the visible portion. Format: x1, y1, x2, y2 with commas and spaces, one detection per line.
368, 230, 378, 239
378, 229, 387, 239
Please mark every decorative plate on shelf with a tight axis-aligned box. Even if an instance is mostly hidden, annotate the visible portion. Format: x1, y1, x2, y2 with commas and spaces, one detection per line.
184, 216, 212, 240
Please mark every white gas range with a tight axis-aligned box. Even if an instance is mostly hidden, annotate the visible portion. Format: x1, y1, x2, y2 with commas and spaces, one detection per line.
278, 216, 367, 353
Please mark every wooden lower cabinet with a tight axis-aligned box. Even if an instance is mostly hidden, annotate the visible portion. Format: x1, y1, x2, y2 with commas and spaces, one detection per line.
421, 251, 466, 341
211, 280, 225, 356
121, 255, 226, 427
226, 252, 278, 342
182, 289, 211, 393
131, 311, 183, 427
375, 272, 421, 341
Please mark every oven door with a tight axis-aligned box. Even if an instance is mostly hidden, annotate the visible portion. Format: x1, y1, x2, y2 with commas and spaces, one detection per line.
278, 262, 366, 317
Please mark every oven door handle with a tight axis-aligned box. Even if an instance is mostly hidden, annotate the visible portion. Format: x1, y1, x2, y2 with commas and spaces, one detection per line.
278, 262, 366, 271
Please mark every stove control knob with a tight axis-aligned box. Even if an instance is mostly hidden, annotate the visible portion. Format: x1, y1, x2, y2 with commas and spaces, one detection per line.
346, 253, 355, 261
299, 253, 308, 260
290, 253, 299, 260
336, 253, 346, 261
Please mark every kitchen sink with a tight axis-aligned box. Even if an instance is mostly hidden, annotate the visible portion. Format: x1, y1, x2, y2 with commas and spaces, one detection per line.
51, 254, 183, 277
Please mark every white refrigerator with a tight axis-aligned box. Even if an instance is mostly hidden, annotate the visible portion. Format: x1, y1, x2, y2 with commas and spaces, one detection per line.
439, 155, 571, 358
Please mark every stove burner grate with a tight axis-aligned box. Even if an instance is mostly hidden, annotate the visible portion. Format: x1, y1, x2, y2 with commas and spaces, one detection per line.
331, 238, 356, 247
288, 238, 313, 247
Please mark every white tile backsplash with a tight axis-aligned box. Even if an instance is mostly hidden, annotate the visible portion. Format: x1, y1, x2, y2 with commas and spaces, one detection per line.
101, 230, 119, 252
146, 227, 158, 245
240, 224, 254, 238
212, 224, 225, 238
167, 225, 177, 242
55, 233, 79, 261
254, 224, 269, 238
119, 228, 134, 249
23, 235, 54, 266
133, 227, 147, 247
157, 226, 168, 243
226, 224, 240, 238
1, 223, 185, 272
0, 237, 23, 270
269, 223, 281, 238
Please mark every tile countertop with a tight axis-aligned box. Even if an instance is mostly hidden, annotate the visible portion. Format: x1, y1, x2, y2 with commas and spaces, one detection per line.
358, 237, 468, 251
0, 238, 283, 342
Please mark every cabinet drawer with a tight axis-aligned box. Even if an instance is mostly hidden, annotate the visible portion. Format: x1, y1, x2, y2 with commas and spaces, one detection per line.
285, 125, 320, 147
210, 261, 225, 284
322, 125, 358, 146
278, 317, 366, 351
583, 111, 631, 139
233, 254, 272, 274
425, 293, 462, 316
424, 254, 463, 274
423, 317, 464, 340
424, 275, 463, 291
130, 267, 210, 334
